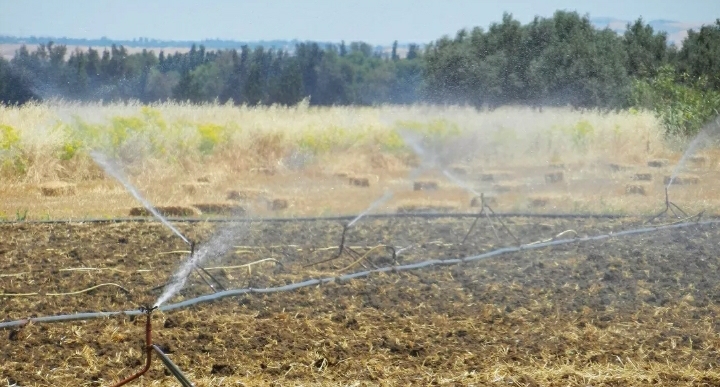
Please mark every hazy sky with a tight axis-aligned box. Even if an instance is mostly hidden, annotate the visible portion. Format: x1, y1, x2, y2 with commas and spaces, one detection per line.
0, 0, 718, 44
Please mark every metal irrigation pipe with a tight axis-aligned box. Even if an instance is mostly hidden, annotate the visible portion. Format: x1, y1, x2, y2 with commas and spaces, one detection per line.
152, 345, 195, 387
1, 216, 716, 330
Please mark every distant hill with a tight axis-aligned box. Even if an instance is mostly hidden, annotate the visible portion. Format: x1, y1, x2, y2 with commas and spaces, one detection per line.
0, 35, 409, 54
0, 35, 334, 51
0, 35, 421, 60
1, 17, 708, 57
590, 17, 710, 45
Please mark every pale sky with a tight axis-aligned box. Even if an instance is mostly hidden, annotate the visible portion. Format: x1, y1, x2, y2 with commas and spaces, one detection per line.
0, 0, 717, 45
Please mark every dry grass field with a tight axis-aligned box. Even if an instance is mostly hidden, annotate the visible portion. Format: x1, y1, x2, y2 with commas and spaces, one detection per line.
0, 101, 716, 220
3, 102, 720, 386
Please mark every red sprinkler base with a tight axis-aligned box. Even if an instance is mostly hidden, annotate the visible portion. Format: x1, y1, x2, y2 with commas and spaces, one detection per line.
109, 306, 156, 387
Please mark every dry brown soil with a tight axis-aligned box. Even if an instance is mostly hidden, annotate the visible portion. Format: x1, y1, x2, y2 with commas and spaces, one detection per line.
2, 216, 720, 386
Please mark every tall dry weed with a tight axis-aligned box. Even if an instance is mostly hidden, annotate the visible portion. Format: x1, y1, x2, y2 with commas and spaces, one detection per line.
0, 101, 674, 184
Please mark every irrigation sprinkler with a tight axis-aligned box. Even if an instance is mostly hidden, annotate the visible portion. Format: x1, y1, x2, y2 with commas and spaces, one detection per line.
193, 264, 227, 292
108, 305, 195, 387
336, 223, 350, 258
645, 186, 690, 224
109, 306, 155, 387
189, 241, 227, 292
4, 215, 717, 332
150, 240, 227, 295
403, 126, 560, 251
303, 222, 397, 270
92, 151, 232, 299
461, 193, 520, 245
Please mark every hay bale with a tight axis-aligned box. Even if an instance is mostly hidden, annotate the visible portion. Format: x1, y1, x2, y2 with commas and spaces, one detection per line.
609, 163, 631, 172
480, 173, 495, 182
181, 182, 209, 195
129, 206, 198, 217
197, 176, 211, 183
370, 153, 391, 169
40, 182, 76, 197
251, 167, 276, 175
349, 176, 370, 187
193, 203, 246, 215
689, 156, 707, 166
413, 180, 439, 191
227, 189, 266, 201
625, 184, 647, 195
333, 172, 349, 178
545, 171, 564, 184
396, 201, 459, 214
633, 173, 652, 181
470, 195, 497, 207
492, 183, 521, 193
449, 165, 468, 175
648, 159, 669, 168
664, 175, 699, 185
268, 198, 289, 211
528, 197, 549, 208
480, 171, 512, 182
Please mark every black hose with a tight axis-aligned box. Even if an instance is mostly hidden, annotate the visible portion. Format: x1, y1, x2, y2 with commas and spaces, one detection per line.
0, 211, 637, 226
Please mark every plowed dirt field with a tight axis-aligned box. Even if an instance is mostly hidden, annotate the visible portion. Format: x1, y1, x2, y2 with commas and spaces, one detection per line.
2, 216, 720, 386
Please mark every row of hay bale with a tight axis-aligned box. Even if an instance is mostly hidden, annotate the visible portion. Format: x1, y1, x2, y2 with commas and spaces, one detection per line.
128, 193, 290, 217
620, 158, 703, 196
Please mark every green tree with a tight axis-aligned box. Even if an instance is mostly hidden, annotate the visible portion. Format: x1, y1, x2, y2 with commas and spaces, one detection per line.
677, 20, 720, 89
145, 68, 179, 101
391, 41, 399, 61
272, 58, 303, 105
623, 18, 668, 78
633, 64, 720, 136
406, 44, 420, 60
172, 70, 202, 103
0, 57, 37, 105
244, 47, 268, 105
531, 11, 630, 108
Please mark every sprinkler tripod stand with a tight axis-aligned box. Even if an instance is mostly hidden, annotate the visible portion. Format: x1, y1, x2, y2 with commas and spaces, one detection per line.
645, 186, 690, 224
189, 241, 226, 293
303, 223, 397, 269
462, 193, 520, 245
109, 306, 194, 387
150, 241, 226, 295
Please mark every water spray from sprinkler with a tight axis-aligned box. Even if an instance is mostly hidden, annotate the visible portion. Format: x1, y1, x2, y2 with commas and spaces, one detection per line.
305, 169, 427, 269
154, 217, 248, 308
304, 142, 431, 269
397, 131, 519, 246
666, 114, 720, 189
90, 151, 191, 246
648, 116, 720, 224
92, 151, 226, 297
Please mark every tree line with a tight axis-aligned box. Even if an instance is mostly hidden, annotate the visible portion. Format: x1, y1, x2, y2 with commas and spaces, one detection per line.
1, 11, 718, 114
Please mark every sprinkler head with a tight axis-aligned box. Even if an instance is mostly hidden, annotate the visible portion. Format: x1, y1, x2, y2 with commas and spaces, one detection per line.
139, 305, 158, 315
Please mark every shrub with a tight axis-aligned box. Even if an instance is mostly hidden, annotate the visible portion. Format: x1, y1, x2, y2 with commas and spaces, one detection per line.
197, 123, 228, 155
632, 65, 720, 136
